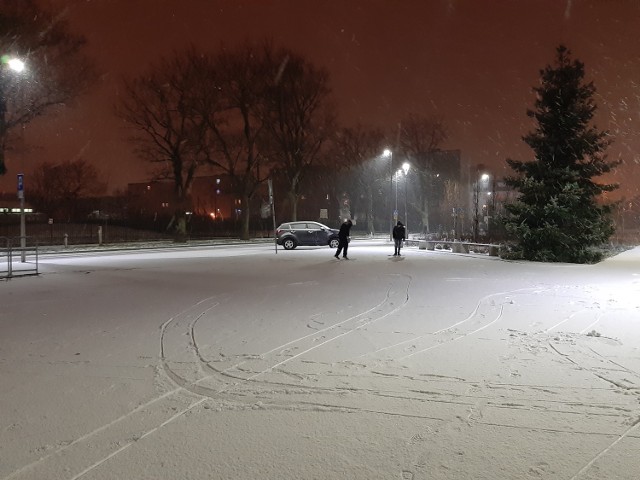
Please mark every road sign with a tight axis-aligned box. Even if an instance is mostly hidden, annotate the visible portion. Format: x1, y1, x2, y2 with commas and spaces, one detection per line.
17, 173, 24, 199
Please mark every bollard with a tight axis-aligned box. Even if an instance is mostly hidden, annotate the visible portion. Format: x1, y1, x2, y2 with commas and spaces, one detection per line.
452, 241, 468, 254
64, 233, 68, 248
98, 226, 102, 245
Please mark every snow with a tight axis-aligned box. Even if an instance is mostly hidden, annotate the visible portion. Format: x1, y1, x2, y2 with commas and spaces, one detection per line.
1, 239, 639, 479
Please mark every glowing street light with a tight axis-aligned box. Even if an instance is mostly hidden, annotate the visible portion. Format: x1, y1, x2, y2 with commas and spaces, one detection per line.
473, 170, 491, 242
393, 163, 411, 234
7, 58, 25, 73
402, 162, 410, 234
1, 55, 27, 261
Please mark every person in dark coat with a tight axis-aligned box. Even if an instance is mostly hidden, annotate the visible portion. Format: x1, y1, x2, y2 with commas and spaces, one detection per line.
392, 221, 406, 256
334, 219, 352, 259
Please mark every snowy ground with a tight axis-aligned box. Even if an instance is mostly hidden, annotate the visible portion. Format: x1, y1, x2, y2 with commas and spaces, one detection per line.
1, 240, 639, 480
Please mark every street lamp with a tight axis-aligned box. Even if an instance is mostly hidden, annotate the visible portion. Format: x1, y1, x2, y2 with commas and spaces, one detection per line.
1, 56, 27, 261
394, 170, 399, 214
473, 171, 490, 242
393, 163, 411, 232
383, 149, 393, 240
7, 58, 25, 73
402, 162, 410, 234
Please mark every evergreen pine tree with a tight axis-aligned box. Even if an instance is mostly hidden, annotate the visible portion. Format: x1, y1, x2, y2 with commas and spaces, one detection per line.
503, 45, 619, 263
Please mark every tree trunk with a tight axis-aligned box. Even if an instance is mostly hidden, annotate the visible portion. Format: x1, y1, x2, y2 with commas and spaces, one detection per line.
366, 186, 374, 235
239, 193, 251, 240
422, 196, 430, 234
288, 190, 298, 221
169, 208, 188, 243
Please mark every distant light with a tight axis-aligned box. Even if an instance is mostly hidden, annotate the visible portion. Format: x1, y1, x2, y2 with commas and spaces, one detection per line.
481, 173, 490, 181
7, 58, 25, 73
383, 149, 392, 157
402, 162, 410, 174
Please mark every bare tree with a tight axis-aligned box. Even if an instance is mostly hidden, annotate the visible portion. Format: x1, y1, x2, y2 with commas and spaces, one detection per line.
199, 41, 273, 240
117, 48, 214, 241
0, 0, 95, 174
331, 125, 387, 233
439, 179, 463, 237
30, 158, 106, 220
262, 48, 336, 221
399, 113, 447, 233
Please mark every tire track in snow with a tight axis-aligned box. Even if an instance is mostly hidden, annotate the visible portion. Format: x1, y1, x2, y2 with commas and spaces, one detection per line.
568, 417, 640, 480
162, 280, 637, 436
1, 296, 222, 480
237, 273, 412, 381
13, 279, 626, 480
350, 287, 542, 362
20, 282, 623, 480
548, 336, 640, 392
160, 273, 411, 389
540, 333, 640, 478
154, 274, 439, 415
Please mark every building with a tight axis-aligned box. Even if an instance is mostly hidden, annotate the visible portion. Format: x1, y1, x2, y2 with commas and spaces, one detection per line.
127, 176, 240, 222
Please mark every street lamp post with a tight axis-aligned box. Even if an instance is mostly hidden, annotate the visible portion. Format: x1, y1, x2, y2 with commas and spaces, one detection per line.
1, 56, 27, 261
473, 172, 490, 242
394, 170, 399, 215
383, 149, 393, 240
402, 162, 410, 235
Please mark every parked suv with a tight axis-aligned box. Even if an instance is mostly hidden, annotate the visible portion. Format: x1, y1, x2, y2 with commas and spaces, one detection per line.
276, 221, 340, 250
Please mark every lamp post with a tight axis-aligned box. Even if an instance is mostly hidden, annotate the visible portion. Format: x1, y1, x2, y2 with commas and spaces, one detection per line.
473, 171, 490, 242
1, 56, 27, 261
402, 162, 410, 235
394, 169, 399, 215
383, 149, 393, 240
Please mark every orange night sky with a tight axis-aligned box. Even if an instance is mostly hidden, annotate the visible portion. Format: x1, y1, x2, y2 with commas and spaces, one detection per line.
2, 0, 639, 199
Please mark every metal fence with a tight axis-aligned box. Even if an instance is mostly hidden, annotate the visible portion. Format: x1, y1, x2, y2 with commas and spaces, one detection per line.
1, 236, 39, 279
0, 219, 274, 247
0, 221, 173, 247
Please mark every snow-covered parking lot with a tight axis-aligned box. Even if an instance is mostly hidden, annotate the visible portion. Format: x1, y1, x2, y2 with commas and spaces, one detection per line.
1, 240, 639, 479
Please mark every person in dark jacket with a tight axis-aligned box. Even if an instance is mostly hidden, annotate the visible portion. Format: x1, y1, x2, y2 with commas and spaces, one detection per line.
392, 221, 406, 256
334, 219, 352, 259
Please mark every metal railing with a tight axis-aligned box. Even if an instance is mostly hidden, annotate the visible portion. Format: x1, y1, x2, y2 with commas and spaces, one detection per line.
415, 239, 501, 256
1, 237, 39, 278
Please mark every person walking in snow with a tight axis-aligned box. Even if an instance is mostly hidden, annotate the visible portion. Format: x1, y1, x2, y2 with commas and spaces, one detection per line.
392, 221, 406, 256
334, 218, 352, 259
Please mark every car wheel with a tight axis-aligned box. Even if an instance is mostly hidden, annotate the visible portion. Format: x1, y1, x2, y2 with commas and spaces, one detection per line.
283, 238, 297, 250
329, 238, 339, 249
